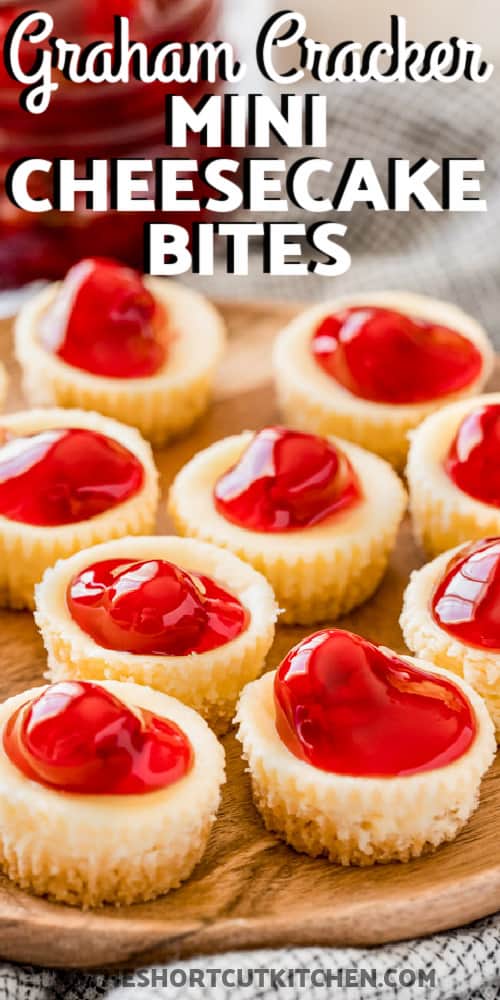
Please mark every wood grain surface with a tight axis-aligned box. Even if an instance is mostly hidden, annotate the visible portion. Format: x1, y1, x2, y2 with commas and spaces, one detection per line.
0, 300, 498, 970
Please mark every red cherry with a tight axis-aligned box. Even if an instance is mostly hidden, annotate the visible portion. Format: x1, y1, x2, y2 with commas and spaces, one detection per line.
274, 629, 475, 777
40, 258, 167, 379
311, 306, 483, 404
3, 681, 193, 795
214, 427, 361, 532
0, 427, 144, 526
445, 404, 500, 506
432, 538, 500, 650
67, 558, 249, 656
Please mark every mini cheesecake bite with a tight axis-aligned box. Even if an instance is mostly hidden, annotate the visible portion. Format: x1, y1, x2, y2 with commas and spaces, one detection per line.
0, 408, 158, 609
236, 630, 495, 865
35, 536, 278, 733
15, 258, 226, 445
169, 426, 406, 625
401, 537, 500, 739
273, 292, 493, 469
0, 680, 225, 907
407, 394, 500, 557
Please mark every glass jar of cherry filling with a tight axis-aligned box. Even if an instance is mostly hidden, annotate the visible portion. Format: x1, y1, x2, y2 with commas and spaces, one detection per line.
0, 0, 224, 288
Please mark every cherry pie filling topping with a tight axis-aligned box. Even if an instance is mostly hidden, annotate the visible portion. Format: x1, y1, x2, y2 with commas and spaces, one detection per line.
0, 427, 144, 526
214, 427, 362, 532
67, 558, 249, 656
445, 404, 500, 507
39, 257, 168, 379
274, 629, 476, 776
433, 538, 500, 651
3, 681, 193, 795
311, 306, 482, 404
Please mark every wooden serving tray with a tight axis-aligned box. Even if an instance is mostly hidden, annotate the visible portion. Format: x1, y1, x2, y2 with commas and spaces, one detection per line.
0, 300, 498, 970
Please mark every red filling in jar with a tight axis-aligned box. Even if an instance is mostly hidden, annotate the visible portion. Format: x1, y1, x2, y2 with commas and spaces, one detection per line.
311, 306, 482, 404
214, 427, 362, 532
3, 680, 193, 794
274, 629, 476, 776
0, 0, 225, 287
67, 557, 249, 655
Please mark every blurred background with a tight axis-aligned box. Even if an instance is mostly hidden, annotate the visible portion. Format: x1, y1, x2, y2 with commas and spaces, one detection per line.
281, 1, 498, 60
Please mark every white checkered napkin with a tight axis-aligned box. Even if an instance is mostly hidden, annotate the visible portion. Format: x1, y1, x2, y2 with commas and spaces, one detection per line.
3, 913, 497, 999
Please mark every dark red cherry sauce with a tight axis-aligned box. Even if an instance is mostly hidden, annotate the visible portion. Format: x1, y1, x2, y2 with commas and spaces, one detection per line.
433, 538, 500, 650
3, 681, 193, 795
68, 559, 249, 656
40, 258, 167, 379
311, 306, 482, 404
214, 427, 361, 532
0, 428, 144, 526
445, 404, 500, 506
274, 629, 475, 777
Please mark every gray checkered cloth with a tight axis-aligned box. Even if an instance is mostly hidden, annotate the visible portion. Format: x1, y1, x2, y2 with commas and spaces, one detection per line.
185, 77, 500, 346
1, 74, 499, 1000
1, 916, 499, 999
